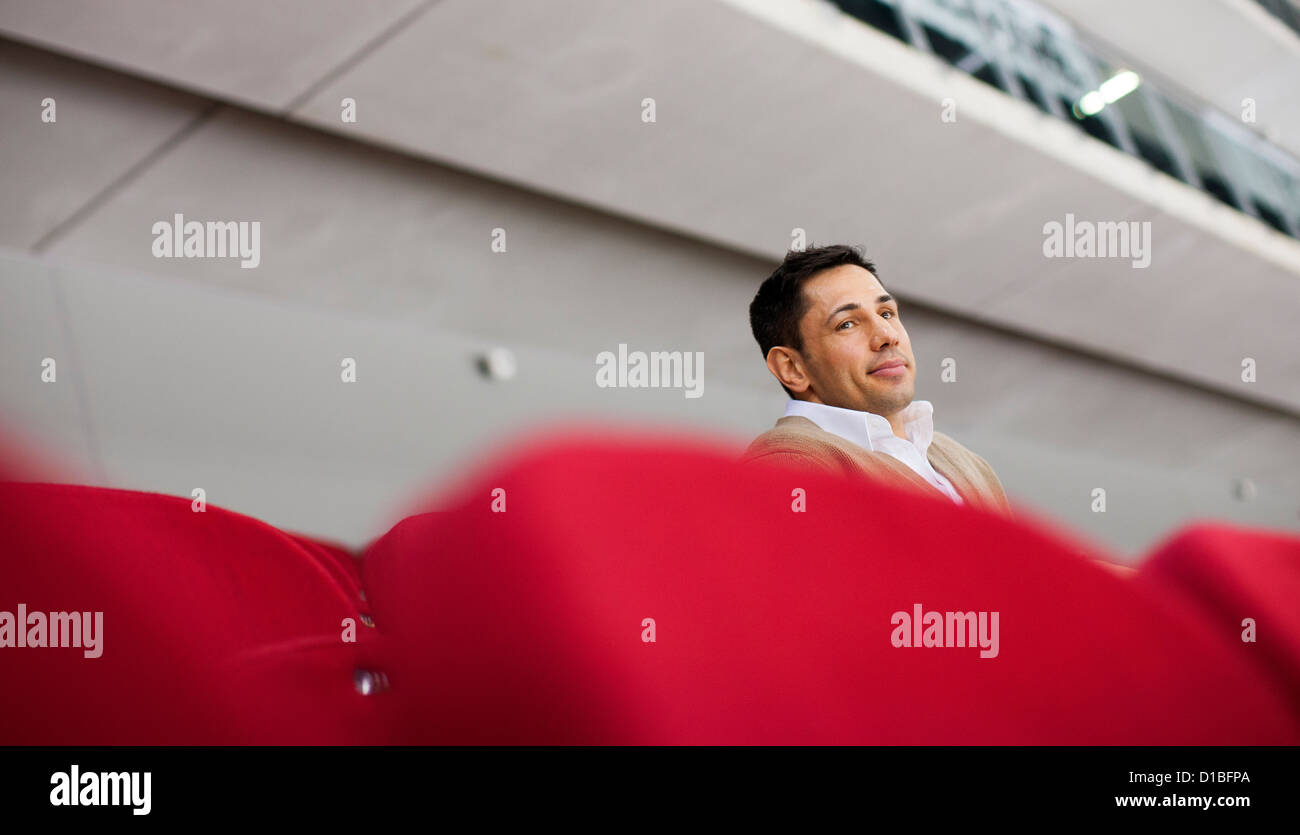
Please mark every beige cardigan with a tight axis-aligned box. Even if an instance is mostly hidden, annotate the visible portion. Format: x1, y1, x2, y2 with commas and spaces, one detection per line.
742, 416, 1012, 517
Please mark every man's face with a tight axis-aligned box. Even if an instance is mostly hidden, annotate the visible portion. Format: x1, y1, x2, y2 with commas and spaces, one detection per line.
789, 264, 915, 415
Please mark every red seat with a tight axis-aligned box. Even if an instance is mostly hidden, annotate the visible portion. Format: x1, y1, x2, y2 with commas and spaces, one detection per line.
2, 431, 1297, 743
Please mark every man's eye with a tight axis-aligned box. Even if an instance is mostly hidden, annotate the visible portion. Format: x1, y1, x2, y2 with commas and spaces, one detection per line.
837, 320, 855, 330
881, 310, 894, 319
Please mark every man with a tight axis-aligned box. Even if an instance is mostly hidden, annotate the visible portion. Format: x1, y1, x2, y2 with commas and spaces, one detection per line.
743, 244, 1011, 517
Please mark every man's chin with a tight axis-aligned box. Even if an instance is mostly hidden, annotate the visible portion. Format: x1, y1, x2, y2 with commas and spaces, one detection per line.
822, 382, 915, 414
862, 384, 914, 414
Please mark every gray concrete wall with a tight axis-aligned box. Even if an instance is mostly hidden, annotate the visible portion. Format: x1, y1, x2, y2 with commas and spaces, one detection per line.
1, 31, 1297, 558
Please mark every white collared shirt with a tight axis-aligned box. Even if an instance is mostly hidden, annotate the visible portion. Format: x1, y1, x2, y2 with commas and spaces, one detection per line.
783, 399, 965, 505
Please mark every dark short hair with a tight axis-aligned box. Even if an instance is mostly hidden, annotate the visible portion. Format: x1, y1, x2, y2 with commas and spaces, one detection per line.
749, 244, 878, 396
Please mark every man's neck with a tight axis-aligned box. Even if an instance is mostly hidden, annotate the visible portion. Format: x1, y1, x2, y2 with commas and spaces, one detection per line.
797, 396, 910, 441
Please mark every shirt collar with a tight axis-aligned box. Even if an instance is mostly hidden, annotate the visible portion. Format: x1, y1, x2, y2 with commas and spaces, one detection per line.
783, 399, 936, 455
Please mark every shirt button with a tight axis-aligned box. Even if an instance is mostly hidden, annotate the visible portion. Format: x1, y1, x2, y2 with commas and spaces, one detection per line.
353, 669, 390, 695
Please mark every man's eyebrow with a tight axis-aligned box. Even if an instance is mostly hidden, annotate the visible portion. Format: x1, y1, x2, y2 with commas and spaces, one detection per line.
824, 295, 895, 324
825, 302, 860, 324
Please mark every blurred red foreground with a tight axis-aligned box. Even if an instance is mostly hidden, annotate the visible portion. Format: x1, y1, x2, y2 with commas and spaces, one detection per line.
1, 429, 1297, 744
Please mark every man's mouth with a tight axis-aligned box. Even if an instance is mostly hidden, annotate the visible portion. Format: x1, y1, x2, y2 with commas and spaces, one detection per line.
869, 360, 907, 377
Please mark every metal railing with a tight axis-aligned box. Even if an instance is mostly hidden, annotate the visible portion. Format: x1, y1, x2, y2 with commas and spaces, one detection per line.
833, 0, 1300, 239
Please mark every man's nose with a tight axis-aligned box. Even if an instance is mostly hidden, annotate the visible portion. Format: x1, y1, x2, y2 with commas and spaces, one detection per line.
870, 321, 900, 351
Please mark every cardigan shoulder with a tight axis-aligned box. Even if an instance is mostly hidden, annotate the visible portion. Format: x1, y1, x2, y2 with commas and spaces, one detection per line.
742, 417, 858, 475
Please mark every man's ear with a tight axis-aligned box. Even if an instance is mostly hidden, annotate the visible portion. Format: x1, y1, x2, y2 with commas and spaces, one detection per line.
766, 347, 811, 395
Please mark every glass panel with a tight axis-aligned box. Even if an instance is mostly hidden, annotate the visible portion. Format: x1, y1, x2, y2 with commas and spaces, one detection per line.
829, 0, 1300, 233
1162, 96, 1243, 208
1202, 114, 1299, 234
836, 0, 910, 44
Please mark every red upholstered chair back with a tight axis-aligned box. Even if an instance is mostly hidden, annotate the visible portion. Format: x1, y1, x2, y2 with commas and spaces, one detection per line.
3, 431, 1298, 743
